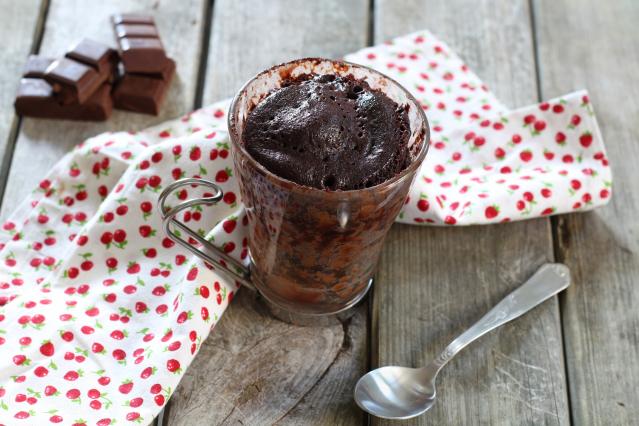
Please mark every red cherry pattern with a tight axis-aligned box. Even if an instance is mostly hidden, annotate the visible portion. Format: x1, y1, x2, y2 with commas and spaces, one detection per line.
414, 90, 609, 224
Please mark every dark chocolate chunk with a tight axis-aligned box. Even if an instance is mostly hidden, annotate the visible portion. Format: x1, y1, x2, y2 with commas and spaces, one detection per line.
23, 55, 55, 78
15, 78, 112, 121
114, 23, 159, 39
44, 58, 105, 104
111, 13, 155, 26
119, 37, 168, 73
111, 13, 169, 74
65, 39, 119, 81
113, 59, 175, 115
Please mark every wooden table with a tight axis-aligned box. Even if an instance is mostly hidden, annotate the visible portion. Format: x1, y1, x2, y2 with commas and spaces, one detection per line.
1, 1, 637, 425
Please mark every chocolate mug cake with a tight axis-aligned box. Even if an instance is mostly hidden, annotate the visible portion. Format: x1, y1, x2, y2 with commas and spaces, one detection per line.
160, 58, 429, 323
229, 59, 429, 318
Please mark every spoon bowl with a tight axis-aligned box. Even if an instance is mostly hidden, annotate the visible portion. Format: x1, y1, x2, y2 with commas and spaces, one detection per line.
354, 366, 436, 419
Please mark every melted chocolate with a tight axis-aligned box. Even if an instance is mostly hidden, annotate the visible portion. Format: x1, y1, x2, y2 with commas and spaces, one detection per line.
243, 74, 411, 190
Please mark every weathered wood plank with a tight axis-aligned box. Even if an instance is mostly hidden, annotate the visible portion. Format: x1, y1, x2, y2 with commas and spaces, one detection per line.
167, 0, 369, 424
534, 0, 639, 424
202, 0, 370, 104
0, 0, 47, 197
373, 1, 570, 425
275, 307, 367, 426
165, 291, 367, 425
0, 0, 209, 218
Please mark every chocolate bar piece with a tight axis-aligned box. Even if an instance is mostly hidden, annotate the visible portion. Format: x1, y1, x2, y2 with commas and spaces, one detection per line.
113, 59, 175, 115
111, 13, 155, 26
65, 39, 118, 81
111, 13, 169, 73
114, 23, 159, 39
119, 37, 168, 73
15, 78, 112, 121
44, 58, 105, 105
23, 55, 55, 78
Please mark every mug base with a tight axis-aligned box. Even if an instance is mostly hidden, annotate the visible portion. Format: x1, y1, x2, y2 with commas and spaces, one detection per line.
257, 278, 373, 327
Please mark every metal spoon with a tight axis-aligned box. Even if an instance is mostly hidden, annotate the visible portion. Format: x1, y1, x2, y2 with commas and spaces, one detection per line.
354, 263, 570, 420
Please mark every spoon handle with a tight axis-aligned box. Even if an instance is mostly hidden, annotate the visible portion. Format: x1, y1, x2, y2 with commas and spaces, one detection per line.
430, 263, 570, 371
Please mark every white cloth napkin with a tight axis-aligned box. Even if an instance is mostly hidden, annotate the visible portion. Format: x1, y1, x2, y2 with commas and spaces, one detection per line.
0, 30, 610, 424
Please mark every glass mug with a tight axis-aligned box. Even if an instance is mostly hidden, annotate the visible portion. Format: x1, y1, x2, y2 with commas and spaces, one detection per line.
159, 58, 429, 324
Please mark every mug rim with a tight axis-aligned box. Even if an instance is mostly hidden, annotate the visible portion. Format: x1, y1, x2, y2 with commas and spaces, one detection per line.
227, 57, 430, 196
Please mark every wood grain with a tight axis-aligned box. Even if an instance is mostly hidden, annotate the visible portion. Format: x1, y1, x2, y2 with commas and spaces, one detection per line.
533, 0, 639, 424
166, 0, 370, 424
373, 1, 570, 425
0, 0, 208, 218
0, 0, 46, 198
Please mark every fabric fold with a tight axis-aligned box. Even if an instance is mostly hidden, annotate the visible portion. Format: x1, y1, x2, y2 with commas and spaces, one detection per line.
401, 90, 611, 225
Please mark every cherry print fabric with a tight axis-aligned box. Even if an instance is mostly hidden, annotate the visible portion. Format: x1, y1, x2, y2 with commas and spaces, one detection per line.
400, 90, 609, 224
0, 126, 243, 425
0, 30, 611, 424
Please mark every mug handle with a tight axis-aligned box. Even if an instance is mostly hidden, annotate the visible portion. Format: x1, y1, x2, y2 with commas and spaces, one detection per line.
158, 177, 254, 290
